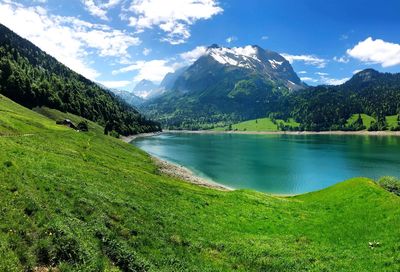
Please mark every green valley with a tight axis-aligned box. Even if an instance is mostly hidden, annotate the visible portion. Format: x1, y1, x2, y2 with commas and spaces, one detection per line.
1, 94, 400, 271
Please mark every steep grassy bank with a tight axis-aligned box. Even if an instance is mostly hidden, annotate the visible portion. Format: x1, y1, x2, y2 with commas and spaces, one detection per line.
1, 95, 399, 271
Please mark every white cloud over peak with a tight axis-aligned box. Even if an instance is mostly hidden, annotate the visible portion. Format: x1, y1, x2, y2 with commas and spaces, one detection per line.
127, 0, 223, 44
82, 0, 122, 20
180, 46, 207, 63
112, 60, 174, 82
347, 37, 400, 67
281, 53, 327, 68
0, 2, 140, 80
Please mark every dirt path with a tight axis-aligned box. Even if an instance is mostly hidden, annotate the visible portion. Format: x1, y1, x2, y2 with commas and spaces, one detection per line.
0, 133, 35, 138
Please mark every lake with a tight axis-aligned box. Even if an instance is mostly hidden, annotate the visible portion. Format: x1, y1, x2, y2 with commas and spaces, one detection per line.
133, 133, 400, 194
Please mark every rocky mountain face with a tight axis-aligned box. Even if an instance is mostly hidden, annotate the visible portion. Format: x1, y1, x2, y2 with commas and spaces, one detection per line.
142, 45, 306, 129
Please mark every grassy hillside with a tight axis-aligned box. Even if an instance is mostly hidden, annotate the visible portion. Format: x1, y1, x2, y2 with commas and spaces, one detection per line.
213, 118, 299, 132
1, 94, 399, 271
346, 114, 376, 129
346, 114, 399, 130
387, 115, 399, 128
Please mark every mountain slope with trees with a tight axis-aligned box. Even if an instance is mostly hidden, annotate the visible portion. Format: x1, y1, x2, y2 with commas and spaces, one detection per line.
282, 69, 400, 131
0, 24, 160, 135
143, 45, 306, 129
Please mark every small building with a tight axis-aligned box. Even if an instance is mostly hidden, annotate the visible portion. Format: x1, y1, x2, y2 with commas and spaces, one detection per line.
56, 119, 77, 130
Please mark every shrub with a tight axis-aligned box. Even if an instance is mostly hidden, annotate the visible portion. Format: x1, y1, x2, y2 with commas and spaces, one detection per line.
109, 130, 120, 138
77, 121, 89, 132
377, 176, 400, 196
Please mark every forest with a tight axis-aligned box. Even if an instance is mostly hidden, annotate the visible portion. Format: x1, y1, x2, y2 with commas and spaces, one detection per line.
0, 24, 161, 136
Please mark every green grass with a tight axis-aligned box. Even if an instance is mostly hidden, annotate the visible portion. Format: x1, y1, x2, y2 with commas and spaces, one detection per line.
346, 114, 376, 129
1, 94, 399, 271
346, 114, 400, 130
33, 106, 105, 134
386, 115, 399, 129
213, 118, 300, 132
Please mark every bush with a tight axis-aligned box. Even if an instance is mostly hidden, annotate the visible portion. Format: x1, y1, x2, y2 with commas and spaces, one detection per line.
77, 121, 89, 132
109, 130, 120, 138
377, 176, 400, 196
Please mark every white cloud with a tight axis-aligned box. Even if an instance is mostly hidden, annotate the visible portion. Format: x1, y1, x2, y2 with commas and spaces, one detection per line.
142, 47, 151, 56
315, 72, 329, 76
347, 37, 400, 67
0, 2, 140, 80
333, 56, 349, 63
127, 0, 223, 44
301, 77, 317, 83
113, 60, 174, 82
298, 71, 307, 74
82, 0, 121, 20
261, 36, 269, 40
180, 46, 207, 63
353, 69, 362, 74
226, 36, 237, 43
281, 53, 327, 68
321, 76, 349, 85
98, 80, 131, 88
340, 34, 349, 40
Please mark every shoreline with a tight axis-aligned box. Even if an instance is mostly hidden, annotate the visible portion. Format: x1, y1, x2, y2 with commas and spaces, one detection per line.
151, 156, 231, 191
121, 131, 231, 191
165, 129, 400, 136
120, 131, 162, 143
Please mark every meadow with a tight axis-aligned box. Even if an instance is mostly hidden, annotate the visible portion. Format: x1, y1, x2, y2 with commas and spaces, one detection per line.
0, 95, 399, 271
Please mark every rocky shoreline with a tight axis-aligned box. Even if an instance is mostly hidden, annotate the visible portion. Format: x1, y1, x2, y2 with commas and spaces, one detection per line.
152, 156, 231, 191
121, 131, 231, 191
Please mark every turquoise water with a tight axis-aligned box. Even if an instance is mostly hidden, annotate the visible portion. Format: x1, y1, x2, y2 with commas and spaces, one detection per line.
133, 133, 400, 194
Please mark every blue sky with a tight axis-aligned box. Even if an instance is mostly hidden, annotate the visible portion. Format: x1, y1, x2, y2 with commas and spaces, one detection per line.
1, 0, 400, 91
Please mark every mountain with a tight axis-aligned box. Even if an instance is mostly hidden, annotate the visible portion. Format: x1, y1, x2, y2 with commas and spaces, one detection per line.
282, 69, 400, 131
111, 89, 145, 108
159, 66, 188, 91
132, 79, 164, 99
143, 45, 306, 129
0, 24, 160, 135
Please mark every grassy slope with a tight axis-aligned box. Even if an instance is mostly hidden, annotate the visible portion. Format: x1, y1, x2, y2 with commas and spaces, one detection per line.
346, 114, 399, 130
386, 115, 399, 128
1, 94, 399, 271
213, 118, 299, 132
346, 114, 375, 129
217, 114, 397, 132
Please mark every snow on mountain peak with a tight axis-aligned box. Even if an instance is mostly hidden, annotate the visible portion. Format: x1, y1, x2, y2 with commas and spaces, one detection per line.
206, 45, 260, 67
206, 45, 285, 70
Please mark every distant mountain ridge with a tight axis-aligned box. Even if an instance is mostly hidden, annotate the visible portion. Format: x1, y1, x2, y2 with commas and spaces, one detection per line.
0, 23, 160, 135
279, 69, 400, 131
132, 79, 161, 99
